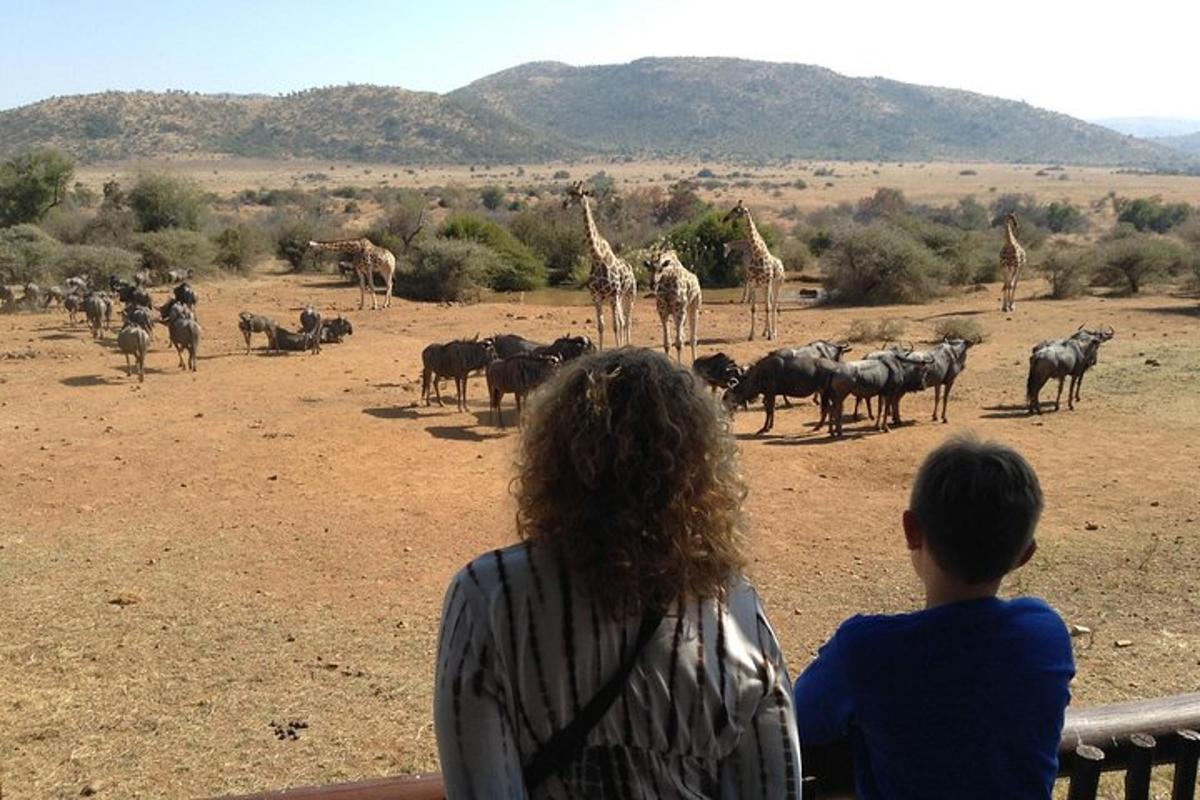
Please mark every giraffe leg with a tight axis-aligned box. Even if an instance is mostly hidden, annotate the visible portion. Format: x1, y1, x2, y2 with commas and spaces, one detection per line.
747, 284, 757, 341
358, 269, 367, 311
594, 300, 606, 351
660, 313, 670, 357
673, 313, 684, 363
689, 298, 700, 363
385, 269, 393, 308
611, 299, 624, 349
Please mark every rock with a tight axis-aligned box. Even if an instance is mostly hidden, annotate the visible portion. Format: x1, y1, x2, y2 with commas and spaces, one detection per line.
80, 781, 102, 796
1114, 639, 1133, 648
1150, 501, 1159, 507
1145, 358, 1161, 367
109, 592, 142, 606
267, 475, 278, 481
1069, 624, 1092, 637
1084, 521, 1099, 531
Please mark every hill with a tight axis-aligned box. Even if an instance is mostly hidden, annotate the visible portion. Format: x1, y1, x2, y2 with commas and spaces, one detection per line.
1094, 117, 1200, 138
453, 58, 1188, 167
1153, 131, 1200, 157
1, 58, 1193, 168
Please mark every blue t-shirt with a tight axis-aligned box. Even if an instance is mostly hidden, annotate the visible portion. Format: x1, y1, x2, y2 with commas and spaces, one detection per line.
793, 596, 1075, 800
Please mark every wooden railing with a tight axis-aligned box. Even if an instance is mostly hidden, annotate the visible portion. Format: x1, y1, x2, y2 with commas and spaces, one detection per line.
220, 693, 1200, 800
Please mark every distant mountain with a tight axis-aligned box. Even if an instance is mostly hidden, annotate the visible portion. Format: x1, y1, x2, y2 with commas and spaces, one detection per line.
0, 59, 1193, 169
1153, 131, 1200, 156
1093, 116, 1200, 138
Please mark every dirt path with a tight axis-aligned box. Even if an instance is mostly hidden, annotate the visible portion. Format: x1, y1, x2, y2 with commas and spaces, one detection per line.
1, 275, 1197, 798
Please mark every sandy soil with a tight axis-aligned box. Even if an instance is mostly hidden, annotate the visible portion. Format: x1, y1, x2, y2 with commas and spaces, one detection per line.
1, 273, 1198, 798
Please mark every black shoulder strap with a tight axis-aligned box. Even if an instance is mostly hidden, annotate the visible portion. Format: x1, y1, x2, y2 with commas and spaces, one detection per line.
523, 606, 664, 790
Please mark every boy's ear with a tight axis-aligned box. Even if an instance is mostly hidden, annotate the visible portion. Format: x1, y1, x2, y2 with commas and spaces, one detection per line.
902, 510, 922, 551
1014, 539, 1038, 569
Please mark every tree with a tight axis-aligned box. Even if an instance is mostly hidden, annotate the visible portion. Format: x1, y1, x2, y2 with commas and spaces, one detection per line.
1118, 197, 1192, 233
0, 148, 75, 227
822, 224, 943, 305
127, 173, 206, 232
480, 185, 505, 211
1099, 235, 1188, 294
438, 214, 546, 290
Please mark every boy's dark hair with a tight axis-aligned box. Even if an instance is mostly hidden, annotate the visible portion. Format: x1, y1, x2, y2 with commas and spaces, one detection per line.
910, 436, 1043, 584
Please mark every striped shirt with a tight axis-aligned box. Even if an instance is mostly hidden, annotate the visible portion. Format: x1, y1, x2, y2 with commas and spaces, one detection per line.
433, 541, 802, 799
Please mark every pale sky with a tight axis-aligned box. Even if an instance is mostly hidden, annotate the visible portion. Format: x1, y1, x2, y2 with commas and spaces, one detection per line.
2, 0, 1198, 120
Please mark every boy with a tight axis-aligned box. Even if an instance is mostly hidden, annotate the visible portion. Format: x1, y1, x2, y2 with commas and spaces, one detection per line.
793, 436, 1075, 799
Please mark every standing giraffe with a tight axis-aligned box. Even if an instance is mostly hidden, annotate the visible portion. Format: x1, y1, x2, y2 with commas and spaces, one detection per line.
1000, 213, 1026, 313
723, 201, 784, 341
563, 182, 635, 349
644, 248, 702, 363
305, 239, 396, 310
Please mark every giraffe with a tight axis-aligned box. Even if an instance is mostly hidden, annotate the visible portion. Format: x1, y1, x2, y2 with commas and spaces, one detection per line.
999, 213, 1026, 313
305, 238, 396, 310
644, 248, 702, 363
562, 182, 635, 349
722, 200, 784, 341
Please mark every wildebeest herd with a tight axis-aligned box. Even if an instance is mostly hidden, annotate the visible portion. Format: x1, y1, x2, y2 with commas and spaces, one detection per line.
3, 268, 1115, 435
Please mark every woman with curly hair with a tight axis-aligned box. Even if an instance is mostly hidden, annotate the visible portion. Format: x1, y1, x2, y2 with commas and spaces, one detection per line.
434, 347, 801, 798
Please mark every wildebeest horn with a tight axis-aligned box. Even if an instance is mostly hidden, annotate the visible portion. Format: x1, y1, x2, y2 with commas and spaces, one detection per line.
1076, 323, 1085, 331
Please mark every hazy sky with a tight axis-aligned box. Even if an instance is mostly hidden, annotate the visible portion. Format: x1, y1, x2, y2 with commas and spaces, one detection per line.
2, 0, 1198, 120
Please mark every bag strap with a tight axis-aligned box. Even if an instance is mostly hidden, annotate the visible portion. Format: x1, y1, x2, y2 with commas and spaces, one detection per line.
523, 606, 664, 790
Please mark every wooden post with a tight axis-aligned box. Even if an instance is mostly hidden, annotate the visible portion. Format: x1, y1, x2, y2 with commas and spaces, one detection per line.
1124, 733, 1155, 800
1173, 729, 1200, 800
1067, 744, 1105, 800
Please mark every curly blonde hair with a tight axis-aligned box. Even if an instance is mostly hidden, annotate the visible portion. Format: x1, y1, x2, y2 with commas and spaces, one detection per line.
515, 348, 748, 615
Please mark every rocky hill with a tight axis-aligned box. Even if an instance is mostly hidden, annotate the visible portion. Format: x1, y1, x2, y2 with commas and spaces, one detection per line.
1, 58, 1191, 168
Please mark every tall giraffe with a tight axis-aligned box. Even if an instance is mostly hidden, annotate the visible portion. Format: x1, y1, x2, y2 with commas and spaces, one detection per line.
563, 182, 635, 349
999, 213, 1026, 313
305, 239, 396, 310
644, 248, 702, 363
723, 201, 784, 341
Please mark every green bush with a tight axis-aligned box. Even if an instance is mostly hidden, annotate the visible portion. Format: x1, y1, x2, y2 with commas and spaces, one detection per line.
552, 170, 570, 180
128, 173, 206, 232
51, 244, 140, 285
132, 229, 216, 277
438, 214, 546, 291
393, 239, 504, 302
1038, 246, 1094, 299
1043, 201, 1087, 234
1096, 235, 1189, 294
274, 219, 321, 272
777, 237, 812, 273
1118, 197, 1192, 233
508, 206, 585, 285
214, 225, 270, 273
0, 224, 60, 284
480, 185, 505, 211
0, 148, 75, 227
822, 224, 943, 305
664, 209, 745, 287
931, 317, 986, 343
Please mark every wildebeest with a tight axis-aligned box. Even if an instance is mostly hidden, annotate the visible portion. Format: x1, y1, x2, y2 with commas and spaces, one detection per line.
420, 337, 497, 411
319, 316, 353, 344
493, 333, 594, 362
299, 305, 323, 353
64, 276, 88, 294
174, 282, 198, 312
486, 353, 561, 427
238, 312, 277, 354
0, 284, 13, 307
772, 339, 854, 408
159, 304, 201, 371
122, 303, 155, 335
117, 323, 150, 382
908, 338, 975, 423
166, 268, 193, 283
133, 268, 154, 287
273, 325, 320, 353
1026, 326, 1114, 414
693, 352, 744, 394
723, 352, 835, 435
84, 292, 110, 339
63, 293, 85, 324
821, 351, 933, 436
492, 333, 541, 359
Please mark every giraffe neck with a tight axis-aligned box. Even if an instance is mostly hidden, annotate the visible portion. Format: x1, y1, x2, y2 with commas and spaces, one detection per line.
744, 213, 769, 260
313, 240, 364, 254
1005, 221, 1019, 247
580, 198, 616, 266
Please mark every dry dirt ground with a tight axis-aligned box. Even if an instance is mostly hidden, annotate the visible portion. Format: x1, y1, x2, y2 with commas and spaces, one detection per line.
1, 273, 1198, 798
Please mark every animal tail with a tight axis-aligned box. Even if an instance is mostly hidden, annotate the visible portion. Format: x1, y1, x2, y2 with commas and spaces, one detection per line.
1025, 357, 1037, 407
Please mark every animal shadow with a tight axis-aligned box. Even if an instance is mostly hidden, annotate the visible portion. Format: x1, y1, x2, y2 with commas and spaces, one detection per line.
978, 403, 1033, 419
363, 406, 423, 420
61, 374, 118, 387
426, 424, 505, 443
1143, 304, 1200, 319
41, 332, 78, 341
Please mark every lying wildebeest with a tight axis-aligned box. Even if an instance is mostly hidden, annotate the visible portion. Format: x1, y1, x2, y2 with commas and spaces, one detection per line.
273, 325, 320, 354
238, 312, 277, 354
486, 353, 560, 427
821, 351, 933, 437
123, 303, 155, 335
117, 322, 150, 382
723, 352, 836, 435
299, 305, 323, 353
420, 336, 497, 411
319, 316, 353, 344
158, 304, 201, 371
1027, 326, 1114, 414
693, 352, 745, 394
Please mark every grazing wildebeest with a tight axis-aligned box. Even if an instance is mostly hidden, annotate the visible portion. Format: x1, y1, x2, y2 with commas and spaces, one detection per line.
238, 312, 277, 353
486, 353, 561, 427
159, 304, 201, 371
273, 326, 320, 353
299, 305, 323, 353
319, 316, 353, 344
1026, 326, 1114, 414
420, 337, 497, 411
693, 352, 744, 394
821, 351, 933, 437
117, 323, 150, 382
534, 334, 594, 362
723, 352, 835, 435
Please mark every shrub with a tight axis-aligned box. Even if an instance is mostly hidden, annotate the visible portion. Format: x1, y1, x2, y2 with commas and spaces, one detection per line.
128, 173, 206, 232
131, 229, 216, 277
480, 185, 505, 211
438, 214, 546, 291
855, 187, 908, 222
51, 244, 140, 285
664, 210, 745, 287
393, 239, 504, 302
1118, 197, 1192, 233
777, 237, 812, 273
0, 224, 60, 284
1043, 201, 1087, 234
508, 206, 585, 285
1095, 235, 1189, 294
844, 317, 907, 343
931, 317, 986, 343
697, 168, 716, 178
552, 170, 570, 180
1038, 246, 1094, 299
214, 225, 270, 273
0, 148, 75, 227
822, 224, 943, 305
274, 219, 320, 272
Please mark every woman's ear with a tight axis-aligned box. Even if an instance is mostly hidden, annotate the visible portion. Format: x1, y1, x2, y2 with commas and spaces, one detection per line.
902, 509, 923, 551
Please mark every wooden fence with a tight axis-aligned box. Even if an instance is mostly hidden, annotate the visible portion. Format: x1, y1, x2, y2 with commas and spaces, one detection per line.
221, 692, 1200, 800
